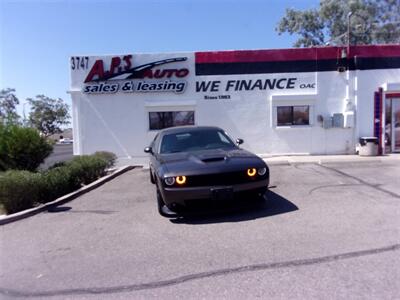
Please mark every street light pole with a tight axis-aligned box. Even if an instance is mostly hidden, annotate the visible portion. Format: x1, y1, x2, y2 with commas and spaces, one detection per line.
347, 11, 353, 56
22, 102, 28, 126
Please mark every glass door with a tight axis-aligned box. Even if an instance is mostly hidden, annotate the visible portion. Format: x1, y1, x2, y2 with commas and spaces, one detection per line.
393, 99, 400, 152
385, 99, 392, 152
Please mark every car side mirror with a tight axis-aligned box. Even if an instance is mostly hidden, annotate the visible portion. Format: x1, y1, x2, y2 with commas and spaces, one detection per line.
144, 147, 153, 154
236, 138, 244, 145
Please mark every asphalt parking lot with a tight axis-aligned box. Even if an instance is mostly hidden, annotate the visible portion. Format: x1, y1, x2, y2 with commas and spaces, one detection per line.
41, 144, 74, 170
0, 161, 399, 299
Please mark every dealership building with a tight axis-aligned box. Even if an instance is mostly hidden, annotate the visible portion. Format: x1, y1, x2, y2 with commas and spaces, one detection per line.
69, 45, 400, 165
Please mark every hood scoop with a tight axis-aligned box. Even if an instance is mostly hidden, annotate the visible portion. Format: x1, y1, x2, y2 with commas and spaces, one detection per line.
201, 156, 226, 163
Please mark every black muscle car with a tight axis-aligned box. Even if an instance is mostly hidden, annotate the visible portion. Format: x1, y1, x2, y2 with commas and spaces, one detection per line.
144, 126, 270, 216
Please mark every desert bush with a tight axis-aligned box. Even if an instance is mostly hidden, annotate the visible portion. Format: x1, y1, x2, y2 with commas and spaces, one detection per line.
0, 153, 111, 214
39, 166, 79, 203
48, 161, 66, 169
0, 170, 43, 214
94, 151, 117, 168
67, 155, 108, 185
0, 123, 53, 171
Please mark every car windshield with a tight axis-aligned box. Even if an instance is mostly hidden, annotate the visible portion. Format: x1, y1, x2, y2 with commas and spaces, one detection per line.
160, 129, 236, 154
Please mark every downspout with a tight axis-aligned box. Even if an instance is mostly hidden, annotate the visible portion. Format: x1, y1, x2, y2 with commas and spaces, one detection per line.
344, 47, 357, 154
67, 89, 83, 155
352, 55, 358, 153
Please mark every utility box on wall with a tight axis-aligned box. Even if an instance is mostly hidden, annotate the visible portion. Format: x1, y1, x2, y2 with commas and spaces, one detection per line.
323, 116, 333, 129
333, 113, 344, 128
344, 111, 354, 128
323, 113, 349, 129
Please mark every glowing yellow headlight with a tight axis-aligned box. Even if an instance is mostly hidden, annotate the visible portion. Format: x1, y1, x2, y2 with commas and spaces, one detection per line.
247, 168, 256, 177
176, 176, 187, 185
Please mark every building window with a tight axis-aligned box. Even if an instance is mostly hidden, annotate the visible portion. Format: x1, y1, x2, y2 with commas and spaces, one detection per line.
277, 105, 310, 126
149, 111, 195, 130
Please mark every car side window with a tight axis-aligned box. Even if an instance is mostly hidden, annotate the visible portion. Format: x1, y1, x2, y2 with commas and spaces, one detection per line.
152, 134, 160, 154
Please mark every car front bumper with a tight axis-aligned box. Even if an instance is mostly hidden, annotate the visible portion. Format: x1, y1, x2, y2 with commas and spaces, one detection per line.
160, 178, 269, 209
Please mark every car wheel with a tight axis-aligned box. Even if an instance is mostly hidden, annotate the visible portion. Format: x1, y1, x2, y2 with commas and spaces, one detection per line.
255, 192, 265, 202
254, 188, 268, 204
150, 169, 155, 184
157, 189, 164, 215
157, 189, 177, 218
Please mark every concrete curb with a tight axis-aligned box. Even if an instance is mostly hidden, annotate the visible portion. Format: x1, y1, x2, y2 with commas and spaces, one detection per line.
262, 154, 400, 166
0, 165, 137, 226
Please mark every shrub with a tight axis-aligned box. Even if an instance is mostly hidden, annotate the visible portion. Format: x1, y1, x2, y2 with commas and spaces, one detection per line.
94, 151, 117, 168
67, 155, 108, 185
0, 170, 43, 214
39, 166, 79, 203
48, 161, 66, 169
0, 153, 110, 214
0, 123, 53, 171
41, 155, 109, 202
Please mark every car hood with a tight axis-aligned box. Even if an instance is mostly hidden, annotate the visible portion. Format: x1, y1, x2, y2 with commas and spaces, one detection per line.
158, 148, 266, 176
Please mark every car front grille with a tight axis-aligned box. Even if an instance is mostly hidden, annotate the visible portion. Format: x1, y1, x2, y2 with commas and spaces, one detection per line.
186, 170, 266, 187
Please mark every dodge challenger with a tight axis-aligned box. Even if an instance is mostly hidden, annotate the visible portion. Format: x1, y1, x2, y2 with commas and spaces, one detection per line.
144, 126, 270, 217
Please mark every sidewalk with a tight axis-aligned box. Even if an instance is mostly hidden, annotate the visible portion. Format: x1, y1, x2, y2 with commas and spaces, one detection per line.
130, 153, 399, 168
260, 153, 400, 165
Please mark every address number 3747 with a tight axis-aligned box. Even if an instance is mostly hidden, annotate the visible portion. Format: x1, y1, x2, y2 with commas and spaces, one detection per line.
71, 56, 89, 70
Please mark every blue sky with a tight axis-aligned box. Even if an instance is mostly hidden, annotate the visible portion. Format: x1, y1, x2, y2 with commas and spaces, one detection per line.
0, 0, 318, 116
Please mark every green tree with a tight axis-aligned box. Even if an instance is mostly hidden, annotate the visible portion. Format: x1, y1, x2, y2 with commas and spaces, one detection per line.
27, 95, 70, 137
276, 0, 400, 47
0, 88, 20, 124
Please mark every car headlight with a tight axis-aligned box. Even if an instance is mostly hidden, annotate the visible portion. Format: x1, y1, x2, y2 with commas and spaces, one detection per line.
164, 177, 175, 186
257, 167, 267, 176
247, 168, 257, 177
176, 176, 186, 185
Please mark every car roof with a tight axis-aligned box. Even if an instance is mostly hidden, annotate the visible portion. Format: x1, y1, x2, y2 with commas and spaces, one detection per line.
159, 126, 223, 136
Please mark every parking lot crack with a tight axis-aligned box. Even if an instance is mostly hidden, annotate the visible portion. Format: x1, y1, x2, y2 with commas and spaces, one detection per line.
317, 164, 400, 199
309, 183, 362, 195
1, 243, 399, 298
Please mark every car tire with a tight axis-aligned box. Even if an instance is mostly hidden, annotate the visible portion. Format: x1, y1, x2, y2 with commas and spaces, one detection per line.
157, 189, 177, 218
157, 189, 164, 213
254, 192, 265, 202
255, 188, 268, 204
150, 169, 155, 184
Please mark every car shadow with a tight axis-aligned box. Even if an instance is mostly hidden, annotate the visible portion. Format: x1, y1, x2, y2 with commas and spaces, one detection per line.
46, 206, 116, 215
47, 206, 72, 213
169, 190, 298, 224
